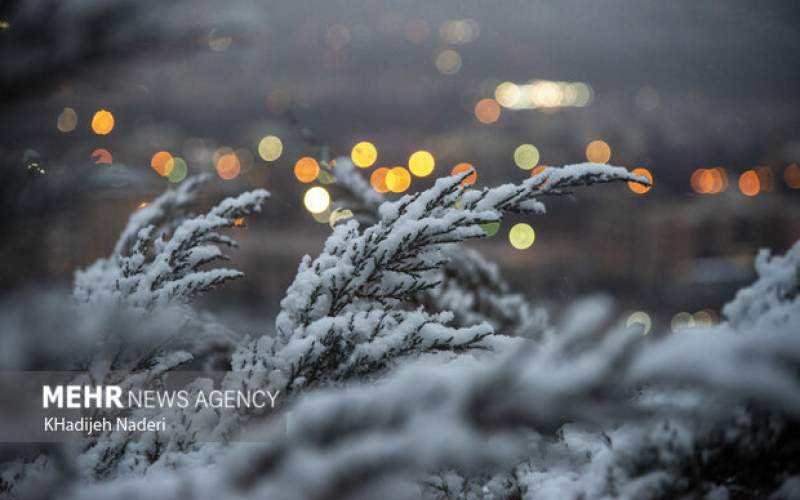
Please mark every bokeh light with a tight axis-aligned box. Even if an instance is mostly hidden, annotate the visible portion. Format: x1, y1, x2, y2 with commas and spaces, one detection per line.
150, 151, 174, 176
167, 157, 188, 183
294, 157, 320, 183
671, 312, 695, 332
509, 223, 536, 250
756, 166, 774, 192
216, 153, 241, 180
435, 49, 462, 75
351, 141, 378, 168
57, 107, 78, 133
304, 186, 331, 214
628, 167, 653, 194
693, 310, 713, 327
258, 136, 283, 161
513, 144, 540, 170
626, 311, 652, 334
785, 164, 800, 189
370, 167, 390, 193
738, 170, 760, 197
474, 98, 501, 124
585, 140, 611, 163
494, 82, 521, 108
328, 208, 354, 228
408, 150, 435, 177
386, 166, 412, 193
481, 221, 500, 237
91, 109, 115, 135
91, 148, 113, 165
690, 168, 727, 194
451, 163, 477, 186
439, 19, 479, 45
530, 165, 546, 177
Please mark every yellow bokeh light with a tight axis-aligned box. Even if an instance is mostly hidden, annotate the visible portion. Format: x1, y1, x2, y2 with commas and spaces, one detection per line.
294, 157, 320, 183
435, 49, 462, 75
451, 163, 477, 186
628, 167, 653, 194
474, 98, 501, 124
258, 136, 283, 161
150, 151, 174, 176
513, 144, 540, 170
351, 141, 378, 168
409, 150, 435, 177
585, 139, 611, 163
57, 107, 78, 133
626, 311, 652, 334
386, 167, 412, 193
370, 167, 390, 193
91, 109, 115, 135
304, 186, 331, 214
509, 223, 535, 250
738, 170, 760, 197
495, 82, 520, 108
216, 153, 241, 180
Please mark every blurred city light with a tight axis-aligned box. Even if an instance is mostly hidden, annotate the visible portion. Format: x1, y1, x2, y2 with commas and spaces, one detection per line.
304, 186, 331, 214
435, 49, 462, 75
294, 157, 320, 183
167, 157, 188, 183
258, 135, 283, 162
626, 311, 652, 334
671, 312, 695, 332
351, 141, 378, 168
495, 80, 592, 111
91, 148, 113, 165
509, 223, 535, 250
451, 162, 477, 186
91, 110, 114, 135
474, 98, 501, 124
628, 167, 653, 194
756, 166, 774, 193
439, 19, 479, 45
513, 144, 540, 170
481, 221, 500, 237
408, 151, 435, 177
370, 167, 390, 193
785, 164, 800, 189
585, 140, 611, 163
56, 107, 78, 133
150, 151, 174, 176
216, 153, 241, 180
386, 166, 412, 192
738, 170, 760, 197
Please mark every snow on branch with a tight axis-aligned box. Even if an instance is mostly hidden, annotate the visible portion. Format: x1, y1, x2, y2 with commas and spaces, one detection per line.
332, 158, 553, 339
70, 292, 800, 500
73, 176, 269, 309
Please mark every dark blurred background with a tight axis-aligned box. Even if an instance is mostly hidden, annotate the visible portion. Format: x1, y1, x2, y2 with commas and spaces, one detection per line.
1, 0, 799, 333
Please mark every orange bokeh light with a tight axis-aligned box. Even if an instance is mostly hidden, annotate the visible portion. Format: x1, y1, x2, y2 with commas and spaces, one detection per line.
91, 148, 113, 165
370, 167, 390, 193
451, 163, 477, 186
691, 167, 728, 194
150, 151, 173, 176
474, 98, 501, 124
785, 164, 800, 189
738, 170, 760, 197
530, 165, 546, 177
756, 166, 774, 192
585, 140, 611, 163
91, 109, 115, 135
386, 166, 412, 193
628, 167, 653, 194
216, 153, 241, 180
294, 157, 320, 183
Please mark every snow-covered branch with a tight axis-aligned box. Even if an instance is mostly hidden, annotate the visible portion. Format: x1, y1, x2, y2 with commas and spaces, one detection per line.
73, 176, 269, 309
